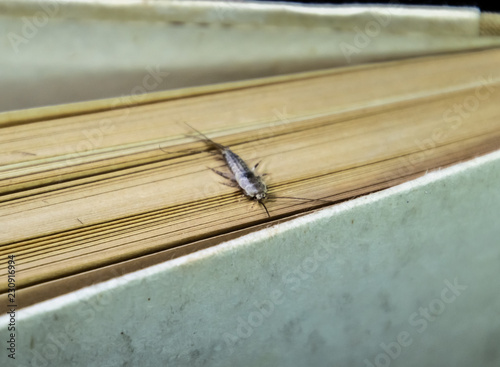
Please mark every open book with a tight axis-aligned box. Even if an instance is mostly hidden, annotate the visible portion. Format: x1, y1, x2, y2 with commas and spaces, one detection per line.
1, 47, 500, 311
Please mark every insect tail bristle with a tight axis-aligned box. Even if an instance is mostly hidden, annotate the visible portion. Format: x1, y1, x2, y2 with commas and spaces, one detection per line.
183, 122, 225, 151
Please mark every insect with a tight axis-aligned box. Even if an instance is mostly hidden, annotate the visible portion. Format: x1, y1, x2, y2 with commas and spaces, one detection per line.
184, 123, 332, 217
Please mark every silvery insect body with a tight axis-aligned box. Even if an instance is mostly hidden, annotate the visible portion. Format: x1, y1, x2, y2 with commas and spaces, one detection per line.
185, 123, 271, 216
184, 123, 333, 217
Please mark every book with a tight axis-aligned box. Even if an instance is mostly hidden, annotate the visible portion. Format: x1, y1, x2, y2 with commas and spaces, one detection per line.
1, 47, 500, 311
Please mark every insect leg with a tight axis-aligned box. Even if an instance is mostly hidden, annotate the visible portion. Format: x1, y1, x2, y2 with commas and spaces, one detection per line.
209, 167, 235, 181
220, 181, 238, 188
252, 161, 269, 178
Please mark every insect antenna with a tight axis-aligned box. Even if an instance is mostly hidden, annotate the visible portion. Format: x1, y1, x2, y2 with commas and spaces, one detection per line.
259, 200, 271, 218
271, 195, 334, 204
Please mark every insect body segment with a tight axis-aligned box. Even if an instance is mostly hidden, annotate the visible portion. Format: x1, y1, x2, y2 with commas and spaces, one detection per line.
223, 149, 268, 201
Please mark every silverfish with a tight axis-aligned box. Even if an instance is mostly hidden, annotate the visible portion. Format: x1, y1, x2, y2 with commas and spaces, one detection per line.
184, 123, 332, 217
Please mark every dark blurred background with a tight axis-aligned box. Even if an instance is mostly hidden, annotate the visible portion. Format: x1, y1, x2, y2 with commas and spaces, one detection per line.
262, 1, 499, 13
